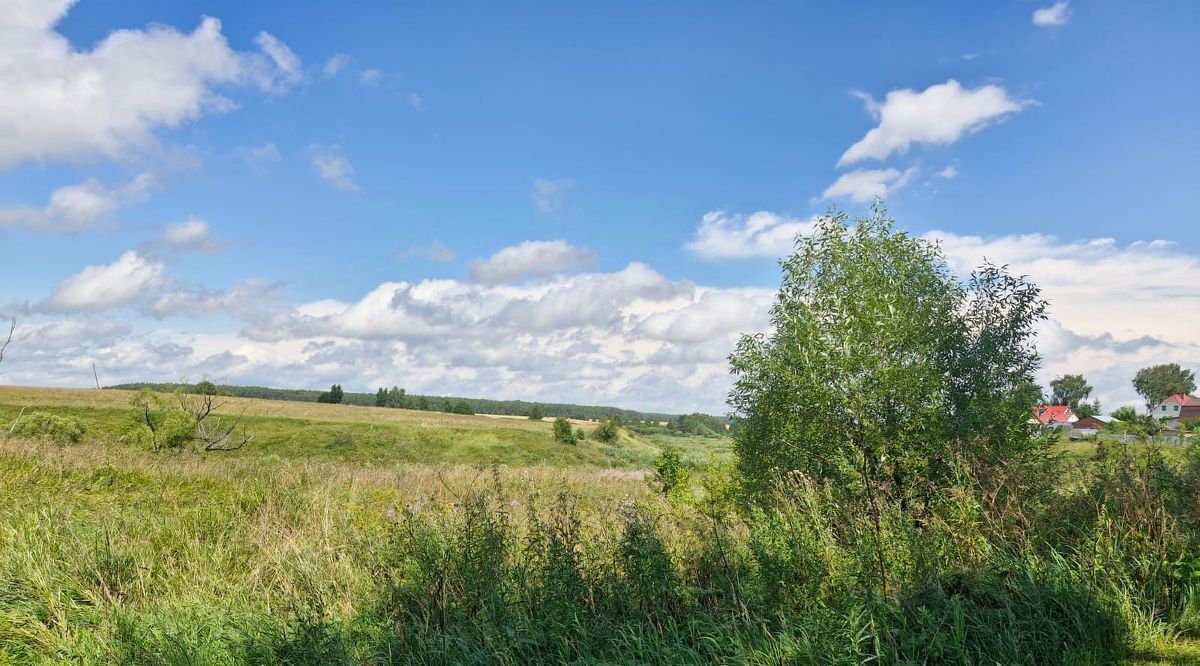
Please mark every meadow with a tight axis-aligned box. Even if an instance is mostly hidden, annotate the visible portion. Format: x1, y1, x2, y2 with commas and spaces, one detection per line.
0, 385, 1197, 664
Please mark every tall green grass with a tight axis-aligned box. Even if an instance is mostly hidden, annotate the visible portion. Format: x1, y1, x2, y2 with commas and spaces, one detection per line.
1, 432, 1197, 664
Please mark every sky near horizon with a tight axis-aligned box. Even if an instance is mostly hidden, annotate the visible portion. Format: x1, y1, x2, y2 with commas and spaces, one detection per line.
1, 0, 1198, 414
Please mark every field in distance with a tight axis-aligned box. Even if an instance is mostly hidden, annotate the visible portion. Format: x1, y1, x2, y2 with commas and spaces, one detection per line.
0, 385, 731, 470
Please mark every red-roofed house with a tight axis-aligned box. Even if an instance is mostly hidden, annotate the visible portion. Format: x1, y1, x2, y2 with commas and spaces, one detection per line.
1030, 405, 1078, 429
1153, 393, 1200, 427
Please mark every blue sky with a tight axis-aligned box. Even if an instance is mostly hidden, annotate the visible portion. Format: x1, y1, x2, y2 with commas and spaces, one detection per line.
1, 0, 1198, 413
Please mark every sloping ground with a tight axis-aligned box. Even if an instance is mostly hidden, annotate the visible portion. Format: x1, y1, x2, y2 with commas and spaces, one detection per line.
0, 385, 721, 470
0, 386, 553, 432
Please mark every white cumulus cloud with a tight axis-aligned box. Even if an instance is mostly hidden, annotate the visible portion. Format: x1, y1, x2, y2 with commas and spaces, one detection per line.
686, 210, 817, 260
0, 1, 302, 167
929, 230, 1200, 410
46, 251, 166, 311
0, 172, 158, 232
1033, 1, 1071, 27
838, 80, 1030, 166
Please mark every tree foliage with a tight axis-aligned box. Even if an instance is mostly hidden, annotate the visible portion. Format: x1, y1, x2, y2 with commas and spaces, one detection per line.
1132, 364, 1196, 410
729, 207, 1048, 517
130, 388, 254, 453
317, 384, 344, 404
445, 399, 474, 415
527, 403, 545, 421
1049, 374, 1092, 407
667, 413, 725, 436
1110, 405, 1138, 422
1073, 400, 1101, 419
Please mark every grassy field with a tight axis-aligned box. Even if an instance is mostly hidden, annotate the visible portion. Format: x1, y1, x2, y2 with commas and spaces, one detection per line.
1, 385, 1197, 664
0, 386, 719, 471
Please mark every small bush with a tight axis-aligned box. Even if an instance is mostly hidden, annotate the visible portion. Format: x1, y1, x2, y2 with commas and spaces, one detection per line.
552, 417, 575, 444
8, 412, 87, 443
651, 450, 690, 498
592, 419, 619, 444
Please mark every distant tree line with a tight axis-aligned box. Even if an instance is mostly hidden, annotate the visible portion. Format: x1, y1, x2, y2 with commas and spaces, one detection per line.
109, 382, 691, 423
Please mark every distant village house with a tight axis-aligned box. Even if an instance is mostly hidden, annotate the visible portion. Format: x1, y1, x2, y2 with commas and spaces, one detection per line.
1029, 404, 1077, 429
1153, 393, 1200, 429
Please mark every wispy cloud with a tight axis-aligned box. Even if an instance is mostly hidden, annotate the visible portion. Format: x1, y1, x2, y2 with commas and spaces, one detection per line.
532, 178, 572, 214
469, 240, 595, 284
235, 142, 282, 171
399, 242, 457, 263
360, 69, 382, 87
311, 147, 359, 192
322, 53, 351, 76
821, 167, 919, 202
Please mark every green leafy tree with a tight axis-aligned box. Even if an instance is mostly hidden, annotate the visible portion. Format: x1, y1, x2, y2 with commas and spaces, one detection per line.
387, 386, 407, 409
574, 427, 586, 442
417, 396, 430, 411
1049, 374, 1092, 408
193, 380, 218, 396
1110, 405, 1138, 422
552, 417, 576, 444
729, 208, 1047, 581
1133, 364, 1196, 411
130, 388, 253, 452
527, 403, 545, 421
375, 388, 387, 407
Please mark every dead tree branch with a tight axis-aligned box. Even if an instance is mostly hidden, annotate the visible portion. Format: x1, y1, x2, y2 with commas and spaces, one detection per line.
0, 318, 14, 368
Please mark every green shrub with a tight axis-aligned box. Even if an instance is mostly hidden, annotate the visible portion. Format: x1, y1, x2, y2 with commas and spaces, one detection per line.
592, 419, 619, 443
650, 450, 690, 498
552, 417, 575, 444
8, 412, 87, 443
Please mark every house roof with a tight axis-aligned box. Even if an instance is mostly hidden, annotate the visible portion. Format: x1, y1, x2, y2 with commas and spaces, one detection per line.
1162, 393, 1200, 407
1079, 414, 1118, 423
1033, 405, 1076, 424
